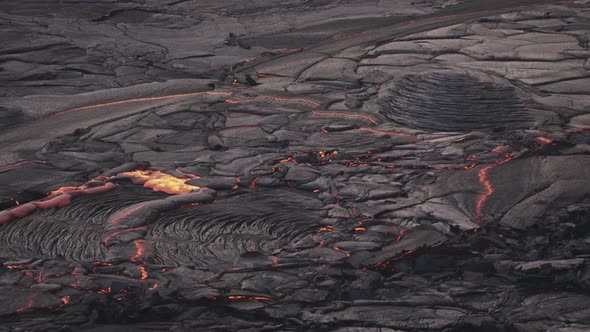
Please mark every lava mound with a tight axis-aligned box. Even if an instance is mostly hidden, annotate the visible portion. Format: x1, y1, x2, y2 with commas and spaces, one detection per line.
381, 73, 529, 132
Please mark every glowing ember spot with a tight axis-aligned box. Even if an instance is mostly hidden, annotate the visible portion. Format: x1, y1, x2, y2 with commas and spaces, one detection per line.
473, 155, 514, 224
60, 296, 71, 307
119, 170, 200, 195
53, 91, 232, 116
98, 287, 112, 294
354, 227, 367, 232
231, 184, 239, 190
358, 127, 416, 137
232, 79, 240, 85
148, 283, 159, 291
312, 111, 378, 125
463, 164, 477, 170
318, 226, 334, 232
534, 136, 552, 144
138, 266, 149, 280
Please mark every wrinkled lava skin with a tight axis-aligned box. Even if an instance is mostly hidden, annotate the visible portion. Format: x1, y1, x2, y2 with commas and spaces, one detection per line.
1, 0, 590, 331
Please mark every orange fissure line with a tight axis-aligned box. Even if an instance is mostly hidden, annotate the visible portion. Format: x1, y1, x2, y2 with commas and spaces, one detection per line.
53, 91, 233, 116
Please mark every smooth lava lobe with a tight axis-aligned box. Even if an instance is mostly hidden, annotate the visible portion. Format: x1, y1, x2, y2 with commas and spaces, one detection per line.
381, 73, 529, 132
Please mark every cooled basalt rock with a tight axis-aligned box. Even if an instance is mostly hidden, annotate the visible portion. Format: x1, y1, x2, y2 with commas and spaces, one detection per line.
1, 0, 589, 331
381, 72, 530, 132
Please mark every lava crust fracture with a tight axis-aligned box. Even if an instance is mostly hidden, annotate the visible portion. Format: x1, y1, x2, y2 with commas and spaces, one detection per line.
0, 0, 589, 331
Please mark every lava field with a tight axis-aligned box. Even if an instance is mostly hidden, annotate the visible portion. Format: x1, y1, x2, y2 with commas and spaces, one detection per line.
1, 0, 590, 331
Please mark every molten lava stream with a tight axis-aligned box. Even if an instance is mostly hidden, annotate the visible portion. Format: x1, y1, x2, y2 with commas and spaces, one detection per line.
117, 169, 200, 195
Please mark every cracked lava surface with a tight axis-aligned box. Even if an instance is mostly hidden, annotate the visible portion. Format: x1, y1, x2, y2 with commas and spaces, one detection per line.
1, 0, 590, 331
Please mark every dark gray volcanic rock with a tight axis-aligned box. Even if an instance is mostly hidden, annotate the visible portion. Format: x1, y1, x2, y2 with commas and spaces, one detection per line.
1, 0, 590, 331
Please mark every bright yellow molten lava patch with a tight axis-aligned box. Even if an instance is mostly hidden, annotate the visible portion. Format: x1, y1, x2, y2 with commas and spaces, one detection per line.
120, 170, 199, 195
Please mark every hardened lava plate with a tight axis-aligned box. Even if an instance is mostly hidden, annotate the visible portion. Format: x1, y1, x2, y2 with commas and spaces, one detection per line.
381, 72, 530, 132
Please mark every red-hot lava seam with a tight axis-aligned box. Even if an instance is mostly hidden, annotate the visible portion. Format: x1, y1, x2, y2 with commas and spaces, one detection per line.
14, 293, 40, 313
374, 249, 417, 269
0, 160, 46, 170
102, 225, 148, 247
0, 182, 117, 225
52, 91, 233, 116
312, 111, 378, 125
473, 155, 515, 224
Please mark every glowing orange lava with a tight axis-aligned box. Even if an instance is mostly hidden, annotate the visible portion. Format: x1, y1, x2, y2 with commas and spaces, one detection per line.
131, 240, 146, 264
332, 247, 351, 257
119, 169, 200, 195
473, 155, 514, 224
534, 136, 552, 144
60, 296, 71, 307
228, 295, 273, 301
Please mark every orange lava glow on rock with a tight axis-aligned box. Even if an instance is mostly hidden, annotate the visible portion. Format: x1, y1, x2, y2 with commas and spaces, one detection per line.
312, 111, 378, 125
131, 239, 146, 263
374, 249, 417, 269
60, 296, 71, 307
15, 293, 38, 313
534, 136, 552, 144
332, 247, 351, 257
228, 295, 273, 301
119, 169, 200, 195
138, 265, 149, 280
473, 155, 514, 224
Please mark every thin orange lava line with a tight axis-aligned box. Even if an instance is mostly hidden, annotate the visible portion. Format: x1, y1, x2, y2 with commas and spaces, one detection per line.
15, 293, 39, 313
358, 127, 416, 137
53, 91, 232, 116
473, 156, 514, 224
225, 95, 320, 108
534, 136, 552, 144
0, 160, 33, 170
312, 111, 378, 125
